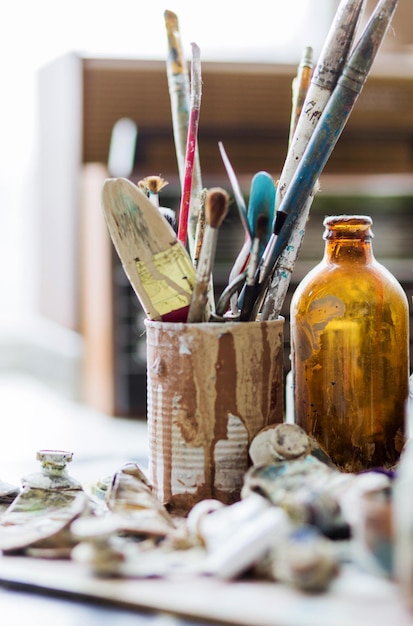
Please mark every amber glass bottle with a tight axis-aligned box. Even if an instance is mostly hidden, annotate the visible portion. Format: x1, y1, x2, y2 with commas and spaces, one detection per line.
290, 215, 409, 472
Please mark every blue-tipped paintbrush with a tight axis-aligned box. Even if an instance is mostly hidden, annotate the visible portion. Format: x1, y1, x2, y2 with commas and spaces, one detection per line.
236, 171, 275, 318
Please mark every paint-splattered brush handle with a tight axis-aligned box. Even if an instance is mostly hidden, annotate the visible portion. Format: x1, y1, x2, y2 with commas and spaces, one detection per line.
276, 0, 366, 210
102, 177, 196, 322
164, 11, 203, 257
187, 227, 217, 323
177, 42, 202, 249
258, 0, 399, 316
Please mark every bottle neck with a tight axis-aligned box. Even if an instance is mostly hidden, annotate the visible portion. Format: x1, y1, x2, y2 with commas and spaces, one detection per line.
322, 215, 375, 264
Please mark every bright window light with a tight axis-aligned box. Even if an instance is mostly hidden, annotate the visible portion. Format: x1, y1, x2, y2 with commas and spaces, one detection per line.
0, 0, 338, 321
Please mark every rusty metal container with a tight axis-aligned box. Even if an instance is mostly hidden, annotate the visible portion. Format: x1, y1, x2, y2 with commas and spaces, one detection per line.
145, 318, 284, 514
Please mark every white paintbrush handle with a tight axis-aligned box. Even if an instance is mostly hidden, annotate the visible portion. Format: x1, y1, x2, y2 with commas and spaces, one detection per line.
187, 227, 217, 322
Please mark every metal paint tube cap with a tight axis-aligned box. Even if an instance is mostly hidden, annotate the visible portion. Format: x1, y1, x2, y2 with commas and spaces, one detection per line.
22, 449, 82, 490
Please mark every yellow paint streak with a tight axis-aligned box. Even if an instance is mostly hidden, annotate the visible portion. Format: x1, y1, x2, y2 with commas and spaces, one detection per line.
136, 244, 196, 317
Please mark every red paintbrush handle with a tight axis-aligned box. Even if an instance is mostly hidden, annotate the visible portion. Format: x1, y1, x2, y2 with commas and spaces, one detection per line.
177, 106, 200, 247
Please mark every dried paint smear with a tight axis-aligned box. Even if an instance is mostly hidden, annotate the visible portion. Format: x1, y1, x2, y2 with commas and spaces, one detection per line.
145, 319, 284, 514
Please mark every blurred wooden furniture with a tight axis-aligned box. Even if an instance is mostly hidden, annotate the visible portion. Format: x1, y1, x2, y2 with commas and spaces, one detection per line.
36, 54, 413, 416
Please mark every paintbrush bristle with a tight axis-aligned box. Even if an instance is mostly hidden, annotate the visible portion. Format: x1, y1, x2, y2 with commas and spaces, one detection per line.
164, 9, 178, 25
205, 187, 229, 229
138, 175, 169, 195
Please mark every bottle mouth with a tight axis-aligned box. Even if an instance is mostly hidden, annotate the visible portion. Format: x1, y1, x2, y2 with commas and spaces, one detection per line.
323, 215, 373, 240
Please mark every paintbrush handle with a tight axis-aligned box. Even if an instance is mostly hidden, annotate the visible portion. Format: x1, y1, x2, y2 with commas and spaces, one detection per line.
164, 11, 190, 179
187, 280, 210, 323
177, 42, 202, 250
219, 142, 251, 239
215, 271, 247, 319
108, 118, 138, 178
276, 0, 366, 210
255, 0, 398, 313
193, 190, 206, 268
261, 195, 314, 320
288, 46, 313, 146
164, 11, 203, 256
187, 227, 217, 322
239, 238, 261, 321
249, 0, 368, 326
228, 237, 250, 315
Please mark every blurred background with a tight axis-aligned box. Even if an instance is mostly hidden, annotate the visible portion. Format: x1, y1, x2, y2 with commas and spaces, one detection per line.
0, 0, 412, 420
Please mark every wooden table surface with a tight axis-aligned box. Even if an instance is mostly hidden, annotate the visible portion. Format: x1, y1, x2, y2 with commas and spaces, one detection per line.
0, 373, 413, 625
0, 554, 413, 626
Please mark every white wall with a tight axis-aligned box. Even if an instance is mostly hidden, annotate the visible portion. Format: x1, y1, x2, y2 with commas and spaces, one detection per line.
0, 0, 338, 321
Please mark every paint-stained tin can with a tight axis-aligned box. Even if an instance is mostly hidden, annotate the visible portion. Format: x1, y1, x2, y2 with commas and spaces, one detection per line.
145, 318, 284, 514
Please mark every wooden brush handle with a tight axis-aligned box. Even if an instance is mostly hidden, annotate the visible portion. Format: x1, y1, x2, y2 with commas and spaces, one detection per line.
187, 280, 210, 323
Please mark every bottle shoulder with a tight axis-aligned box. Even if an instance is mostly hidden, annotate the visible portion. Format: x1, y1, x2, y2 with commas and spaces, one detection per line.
291, 258, 409, 311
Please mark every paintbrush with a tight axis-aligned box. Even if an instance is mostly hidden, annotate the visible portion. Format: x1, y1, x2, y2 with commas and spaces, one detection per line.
215, 270, 248, 320
260, 196, 313, 321
107, 117, 138, 178
102, 177, 196, 322
259, 0, 399, 320
236, 171, 275, 316
277, 0, 367, 208
187, 188, 229, 323
288, 46, 313, 147
218, 141, 252, 315
138, 175, 169, 206
193, 188, 216, 316
177, 42, 202, 250
164, 10, 203, 259
193, 188, 207, 269
218, 142, 251, 242
265, 0, 366, 258
138, 175, 177, 229
239, 214, 270, 322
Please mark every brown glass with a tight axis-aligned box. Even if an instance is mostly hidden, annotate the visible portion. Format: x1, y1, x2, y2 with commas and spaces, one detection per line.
290, 215, 409, 472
